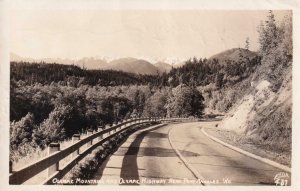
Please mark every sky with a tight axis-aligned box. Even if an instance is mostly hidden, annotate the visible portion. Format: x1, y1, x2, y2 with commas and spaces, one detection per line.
10, 9, 290, 62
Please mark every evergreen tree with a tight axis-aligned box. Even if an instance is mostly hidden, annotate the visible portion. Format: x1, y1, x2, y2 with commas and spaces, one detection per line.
245, 37, 250, 50
258, 10, 280, 55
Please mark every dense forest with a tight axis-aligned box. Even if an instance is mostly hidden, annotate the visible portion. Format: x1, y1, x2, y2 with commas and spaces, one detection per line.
10, 62, 159, 86
10, 11, 292, 163
10, 48, 260, 158
11, 50, 260, 88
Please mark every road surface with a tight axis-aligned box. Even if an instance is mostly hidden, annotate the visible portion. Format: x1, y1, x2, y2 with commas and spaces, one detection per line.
92, 122, 291, 186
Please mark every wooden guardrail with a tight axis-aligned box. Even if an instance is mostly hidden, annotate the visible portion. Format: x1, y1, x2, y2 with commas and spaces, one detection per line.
9, 116, 198, 184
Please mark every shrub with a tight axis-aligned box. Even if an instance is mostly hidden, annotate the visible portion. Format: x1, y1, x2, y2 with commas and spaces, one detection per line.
10, 113, 37, 151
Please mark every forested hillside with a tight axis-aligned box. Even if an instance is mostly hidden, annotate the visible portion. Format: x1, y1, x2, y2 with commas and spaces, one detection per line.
11, 48, 260, 88
10, 62, 159, 86
219, 11, 292, 158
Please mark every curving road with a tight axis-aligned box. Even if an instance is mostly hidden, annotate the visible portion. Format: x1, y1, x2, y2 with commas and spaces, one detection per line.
92, 122, 291, 186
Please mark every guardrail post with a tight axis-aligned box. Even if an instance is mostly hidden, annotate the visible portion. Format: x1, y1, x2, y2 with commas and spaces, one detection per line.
113, 122, 117, 133
9, 160, 12, 173
134, 117, 137, 123
106, 124, 111, 136
48, 143, 60, 177
118, 121, 122, 130
98, 126, 104, 141
72, 134, 80, 158
87, 129, 93, 146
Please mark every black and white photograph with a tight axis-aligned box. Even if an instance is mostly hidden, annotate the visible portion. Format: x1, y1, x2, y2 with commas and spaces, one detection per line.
0, 0, 299, 190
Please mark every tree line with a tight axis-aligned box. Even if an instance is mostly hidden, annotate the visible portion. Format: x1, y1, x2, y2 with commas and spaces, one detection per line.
11, 51, 261, 89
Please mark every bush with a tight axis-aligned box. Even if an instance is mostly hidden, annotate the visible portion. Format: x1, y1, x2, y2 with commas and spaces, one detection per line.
10, 113, 37, 151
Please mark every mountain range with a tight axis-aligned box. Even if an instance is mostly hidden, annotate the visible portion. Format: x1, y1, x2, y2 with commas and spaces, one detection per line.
10, 48, 256, 75
10, 53, 177, 75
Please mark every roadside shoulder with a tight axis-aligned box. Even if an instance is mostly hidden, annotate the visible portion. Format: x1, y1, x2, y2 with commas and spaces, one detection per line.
202, 127, 291, 172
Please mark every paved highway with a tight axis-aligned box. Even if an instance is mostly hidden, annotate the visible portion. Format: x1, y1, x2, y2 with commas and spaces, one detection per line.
93, 122, 291, 186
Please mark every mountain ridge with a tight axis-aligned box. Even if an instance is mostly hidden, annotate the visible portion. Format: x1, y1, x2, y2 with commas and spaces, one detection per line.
209, 48, 257, 63
10, 53, 174, 75
10, 48, 257, 75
